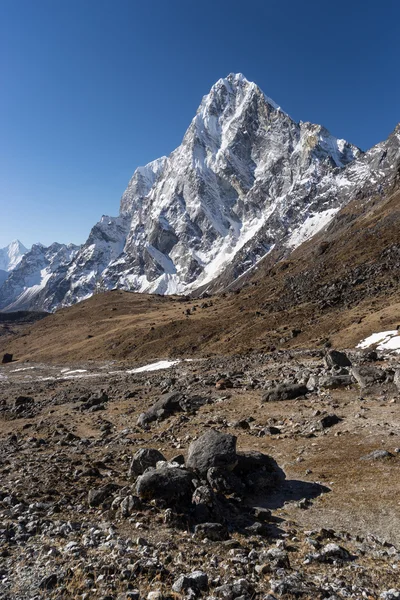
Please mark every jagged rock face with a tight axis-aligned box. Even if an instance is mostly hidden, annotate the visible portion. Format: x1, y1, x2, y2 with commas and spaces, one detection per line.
102, 74, 361, 295
201, 123, 400, 292
0, 243, 79, 312
0, 270, 8, 287
1, 74, 399, 312
61, 215, 130, 306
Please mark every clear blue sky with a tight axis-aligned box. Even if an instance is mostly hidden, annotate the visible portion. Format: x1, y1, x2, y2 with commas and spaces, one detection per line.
1, 0, 399, 248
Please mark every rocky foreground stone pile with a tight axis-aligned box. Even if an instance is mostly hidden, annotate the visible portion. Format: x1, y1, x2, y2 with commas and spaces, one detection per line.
0, 348, 399, 599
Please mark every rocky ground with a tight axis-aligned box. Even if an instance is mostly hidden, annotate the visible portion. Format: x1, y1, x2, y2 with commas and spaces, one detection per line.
0, 347, 400, 600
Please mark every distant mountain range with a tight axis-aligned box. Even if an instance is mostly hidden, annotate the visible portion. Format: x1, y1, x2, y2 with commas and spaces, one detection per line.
1, 73, 399, 312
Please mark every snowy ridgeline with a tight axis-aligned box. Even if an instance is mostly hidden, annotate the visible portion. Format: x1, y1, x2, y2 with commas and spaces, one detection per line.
1, 74, 400, 312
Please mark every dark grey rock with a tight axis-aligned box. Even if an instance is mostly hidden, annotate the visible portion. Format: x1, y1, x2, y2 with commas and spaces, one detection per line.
192, 485, 224, 523
194, 522, 229, 541
2, 353, 13, 364
260, 426, 281, 435
316, 375, 353, 389
137, 391, 184, 427
136, 466, 194, 506
39, 573, 58, 590
81, 390, 109, 411
380, 590, 400, 600
361, 349, 378, 361
14, 395, 34, 408
324, 350, 352, 368
320, 414, 342, 428
120, 495, 141, 517
251, 506, 272, 522
310, 542, 353, 563
128, 448, 166, 478
186, 430, 237, 475
170, 453, 185, 465
351, 365, 386, 387
270, 574, 315, 596
262, 383, 308, 402
88, 483, 119, 507
214, 578, 254, 599
233, 451, 285, 491
207, 466, 245, 495
172, 571, 208, 593
265, 547, 290, 569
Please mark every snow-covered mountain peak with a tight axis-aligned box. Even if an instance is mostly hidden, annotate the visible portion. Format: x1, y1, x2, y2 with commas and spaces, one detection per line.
207, 73, 284, 116
2, 74, 399, 313
198, 72, 279, 120
0, 239, 28, 272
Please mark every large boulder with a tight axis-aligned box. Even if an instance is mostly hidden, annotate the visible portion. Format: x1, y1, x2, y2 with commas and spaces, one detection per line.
207, 466, 245, 496
172, 571, 208, 594
192, 485, 224, 523
262, 383, 308, 403
137, 391, 184, 427
137, 391, 209, 427
324, 350, 352, 368
214, 578, 255, 599
233, 451, 285, 492
194, 522, 229, 541
2, 353, 13, 364
320, 414, 342, 428
128, 448, 166, 478
135, 466, 194, 506
308, 374, 353, 390
186, 430, 237, 476
88, 483, 120, 507
351, 365, 386, 388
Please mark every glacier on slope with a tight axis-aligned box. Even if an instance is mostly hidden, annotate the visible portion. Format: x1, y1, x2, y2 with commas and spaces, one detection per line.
1, 73, 399, 312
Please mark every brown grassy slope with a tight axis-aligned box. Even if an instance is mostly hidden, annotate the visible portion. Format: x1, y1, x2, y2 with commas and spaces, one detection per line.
0, 187, 399, 365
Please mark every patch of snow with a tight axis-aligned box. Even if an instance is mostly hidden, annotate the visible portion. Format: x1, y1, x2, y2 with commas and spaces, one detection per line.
127, 360, 181, 374
61, 372, 103, 380
357, 330, 400, 353
287, 208, 340, 249
147, 244, 177, 274
191, 211, 275, 289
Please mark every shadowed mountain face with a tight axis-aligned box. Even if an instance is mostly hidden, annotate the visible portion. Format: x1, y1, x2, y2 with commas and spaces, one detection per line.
1, 74, 399, 313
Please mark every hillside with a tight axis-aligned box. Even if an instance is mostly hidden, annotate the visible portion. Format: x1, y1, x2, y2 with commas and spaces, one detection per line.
1, 183, 399, 365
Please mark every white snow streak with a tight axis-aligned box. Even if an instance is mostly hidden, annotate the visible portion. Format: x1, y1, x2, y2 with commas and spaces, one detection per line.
127, 360, 181, 373
287, 208, 340, 249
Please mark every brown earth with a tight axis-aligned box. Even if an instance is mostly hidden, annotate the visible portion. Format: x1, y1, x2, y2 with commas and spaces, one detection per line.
1, 351, 399, 598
